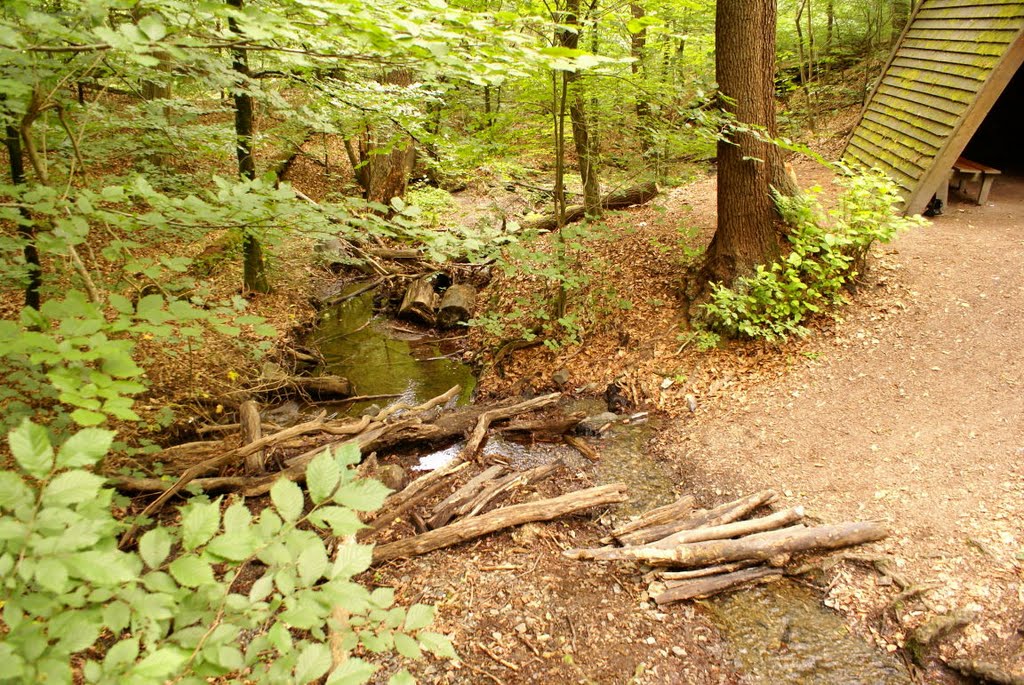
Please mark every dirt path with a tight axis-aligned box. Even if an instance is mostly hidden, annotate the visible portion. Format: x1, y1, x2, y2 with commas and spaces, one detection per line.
673, 177, 1024, 679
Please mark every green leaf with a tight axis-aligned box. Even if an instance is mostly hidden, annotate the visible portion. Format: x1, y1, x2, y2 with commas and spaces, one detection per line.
101, 353, 143, 378
306, 451, 340, 504
332, 479, 391, 512
104, 637, 139, 671
181, 499, 221, 550
0, 472, 33, 511
137, 13, 167, 41
138, 527, 172, 569
56, 428, 115, 468
34, 557, 69, 593
41, 470, 107, 506
206, 531, 258, 562
388, 670, 416, 685
393, 633, 422, 659
294, 642, 332, 684
296, 542, 329, 586
404, 603, 435, 631
71, 408, 107, 426
133, 646, 189, 679
271, 479, 304, 523
418, 631, 456, 659
325, 656, 377, 685
333, 441, 362, 467
308, 506, 364, 536
168, 555, 215, 588
248, 573, 274, 603
330, 543, 373, 579
9, 419, 53, 478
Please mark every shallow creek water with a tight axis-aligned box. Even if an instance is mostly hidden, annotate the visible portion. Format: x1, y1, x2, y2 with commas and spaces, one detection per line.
312, 295, 911, 684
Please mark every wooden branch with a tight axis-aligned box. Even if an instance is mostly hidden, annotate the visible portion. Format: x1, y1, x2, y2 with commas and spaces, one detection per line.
118, 412, 327, 547
646, 507, 805, 549
567, 522, 888, 568
659, 561, 758, 582
427, 464, 507, 529
459, 462, 562, 518
372, 483, 628, 564
360, 465, 468, 539
499, 412, 585, 435
240, 400, 264, 473
460, 393, 561, 462
610, 495, 697, 539
654, 567, 784, 605
617, 490, 777, 546
563, 434, 599, 462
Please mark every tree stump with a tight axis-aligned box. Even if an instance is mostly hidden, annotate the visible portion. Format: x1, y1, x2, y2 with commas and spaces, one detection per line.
399, 277, 438, 325
437, 284, 477, 329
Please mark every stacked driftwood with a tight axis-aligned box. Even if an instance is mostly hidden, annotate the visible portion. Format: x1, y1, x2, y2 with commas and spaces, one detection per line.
112, 387, 625, 555
565, 490, 888, 605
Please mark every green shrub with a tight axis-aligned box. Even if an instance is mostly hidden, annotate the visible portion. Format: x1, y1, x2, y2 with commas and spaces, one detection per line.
0, 421, 452, 684
701, 167, 924, 341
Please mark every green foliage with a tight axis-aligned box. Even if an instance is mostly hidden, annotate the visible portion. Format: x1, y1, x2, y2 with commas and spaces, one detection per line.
0, 423, 452, 684
701, 168, 925, 341
404, 184, 456, 228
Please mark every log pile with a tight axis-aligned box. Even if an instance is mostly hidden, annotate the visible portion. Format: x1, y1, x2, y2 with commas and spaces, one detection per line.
566, 490, 888, 604
112, 387, 617, 554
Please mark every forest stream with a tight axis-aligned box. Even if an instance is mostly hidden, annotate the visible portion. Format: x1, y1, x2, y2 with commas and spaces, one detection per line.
310, 289, 913, 685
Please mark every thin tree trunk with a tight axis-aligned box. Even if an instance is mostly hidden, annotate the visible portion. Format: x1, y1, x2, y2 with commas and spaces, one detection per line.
558, 0, 601, 218
630, 3, 654, 158
227, 0, 270, 294
892, 0, 911, 45
4, 124, 40, 310
825, 0, 834, 57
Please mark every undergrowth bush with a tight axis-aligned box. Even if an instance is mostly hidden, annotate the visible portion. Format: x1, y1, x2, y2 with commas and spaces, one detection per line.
702, 167, 925, 341
0, 422, 453, 684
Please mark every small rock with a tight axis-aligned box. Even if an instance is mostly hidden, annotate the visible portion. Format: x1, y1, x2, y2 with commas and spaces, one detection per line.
515, 622, 527, 634
685, 394, 698, 413
552, 368, 570, 388
672, 646, 686, 657
360, 403, 382, 418
375, 464, 407, 491
576, 412, 618, 436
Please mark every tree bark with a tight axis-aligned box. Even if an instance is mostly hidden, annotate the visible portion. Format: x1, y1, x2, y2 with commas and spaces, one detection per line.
557, 0, 601, 218
4, 124, 40, 310
698, 0, 793, 290
226, 0, 269, 294
654, 566, 783, 604
630, 3, 654, 158
371, 483, 628, 564
357, 70, 416, 206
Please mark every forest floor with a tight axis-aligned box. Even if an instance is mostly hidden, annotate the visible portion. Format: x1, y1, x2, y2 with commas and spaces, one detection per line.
361, 160, 1023, 684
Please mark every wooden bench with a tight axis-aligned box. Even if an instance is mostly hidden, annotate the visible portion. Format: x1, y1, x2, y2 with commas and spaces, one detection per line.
942, 156, 1002, 206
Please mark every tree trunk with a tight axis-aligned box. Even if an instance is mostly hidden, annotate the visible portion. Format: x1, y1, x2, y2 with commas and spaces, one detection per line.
892, 0, 911, 44
357, 70, 416, 206
558, 0, 601, 218
825, 0, 835, 57
630, 3, 655, 158
4, 124, 40, 310
227, 0, 270, 294
698, 0, 791, 290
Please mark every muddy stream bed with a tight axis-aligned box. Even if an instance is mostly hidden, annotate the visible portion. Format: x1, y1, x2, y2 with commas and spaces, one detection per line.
310, 289, 912, 684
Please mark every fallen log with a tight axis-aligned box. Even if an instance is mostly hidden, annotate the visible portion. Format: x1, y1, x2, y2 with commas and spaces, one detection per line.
399, 277, 438, 325
498, 412, 585, 436
568, 521, 888, 568
360, 463, 469, 539
457, 461, 562, 519
617, 490, 777, 546
523, 182, 659, 232
610, 494, 697, 539
654, 567, 784, 605
646, 507, 805, 549
437, 284, 477, 329
372, 482, 628, 564
289, 375, 353, 398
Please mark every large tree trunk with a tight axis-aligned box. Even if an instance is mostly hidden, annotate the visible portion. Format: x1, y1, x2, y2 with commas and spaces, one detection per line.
698, 0, 792, 290
356, 70, 416, 206
558, 0, 601, 218
227, 0, 269, 294
4, 124, 40, 310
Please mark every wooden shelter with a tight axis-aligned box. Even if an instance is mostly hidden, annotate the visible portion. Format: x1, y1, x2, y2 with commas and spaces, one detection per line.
843, 0, 1024, 214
